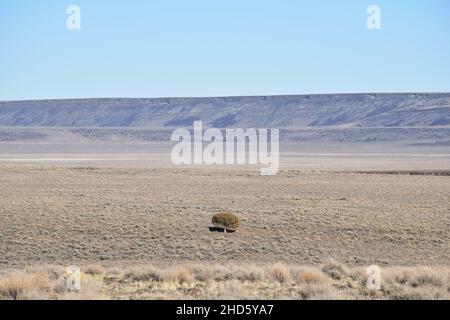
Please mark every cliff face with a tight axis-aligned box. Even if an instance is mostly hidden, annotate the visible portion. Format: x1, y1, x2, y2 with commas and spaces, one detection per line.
0, 93, 449, 128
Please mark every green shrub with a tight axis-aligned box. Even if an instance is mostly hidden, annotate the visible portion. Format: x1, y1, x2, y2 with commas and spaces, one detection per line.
212, 212, 240, 230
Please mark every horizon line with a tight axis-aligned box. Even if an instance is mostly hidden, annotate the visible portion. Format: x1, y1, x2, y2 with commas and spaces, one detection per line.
1, 91, 450, 103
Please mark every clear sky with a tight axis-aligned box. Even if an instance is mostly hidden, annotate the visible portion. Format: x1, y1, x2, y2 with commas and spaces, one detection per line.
0, 0, 449, 100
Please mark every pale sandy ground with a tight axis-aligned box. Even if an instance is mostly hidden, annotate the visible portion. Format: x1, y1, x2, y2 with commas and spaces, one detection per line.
1, 141, 450, 170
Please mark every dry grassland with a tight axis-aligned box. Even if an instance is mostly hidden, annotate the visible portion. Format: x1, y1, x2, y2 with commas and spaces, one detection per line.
0, 164, 449, 299
0, 165, 448, 267
0, 262, 448, 300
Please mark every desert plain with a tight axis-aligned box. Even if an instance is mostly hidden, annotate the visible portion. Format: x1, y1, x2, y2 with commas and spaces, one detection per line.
0, 141, 449, 299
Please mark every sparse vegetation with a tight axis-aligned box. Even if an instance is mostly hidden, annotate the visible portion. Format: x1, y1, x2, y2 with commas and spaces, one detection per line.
0, 263, 448, 300
83, 265, 104, 275
1, 165, 448, 267
123, 265, 161, 282
297, 268, 329, 285
268, 263, 291, 283
321, 260, 349, 280
0, 271, 52, 300
162, 266, 193, 284
0, 165, 448, 300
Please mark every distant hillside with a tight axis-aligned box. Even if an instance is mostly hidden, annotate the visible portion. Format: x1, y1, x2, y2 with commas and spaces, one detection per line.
0, 93, 449, 128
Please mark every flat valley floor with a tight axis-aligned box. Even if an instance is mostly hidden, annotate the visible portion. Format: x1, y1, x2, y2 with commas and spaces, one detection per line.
1, 162, 449, 268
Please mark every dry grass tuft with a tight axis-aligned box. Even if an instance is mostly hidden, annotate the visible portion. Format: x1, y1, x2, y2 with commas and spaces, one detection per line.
410, 269, 446, 288
83, 265, 104, 276
386, 267, 447, 287
162, 266, 193, 284
57, 276, 103, 300
187, 263, 223, 281
217, 280, 259, 300
0, 272, 52, 300
235, 265, 265, 282
296, 283, 335, 300
321, 260, 348, 280
123, 265, 161, 282
268, 263, 291, 283
297, 268, 329, 285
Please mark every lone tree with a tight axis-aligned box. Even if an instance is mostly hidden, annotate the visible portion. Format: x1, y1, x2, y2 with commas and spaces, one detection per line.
211, 212, 240, 233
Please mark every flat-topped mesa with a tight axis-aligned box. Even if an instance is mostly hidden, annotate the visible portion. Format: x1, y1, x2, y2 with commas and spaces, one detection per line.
0, 93, 449, 128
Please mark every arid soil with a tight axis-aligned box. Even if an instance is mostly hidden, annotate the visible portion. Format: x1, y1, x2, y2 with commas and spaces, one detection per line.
0, 164, 448, 268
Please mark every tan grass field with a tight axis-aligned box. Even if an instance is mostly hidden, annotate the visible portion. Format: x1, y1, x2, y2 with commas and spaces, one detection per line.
0, 163, 449, 299
0, 262, 448, 300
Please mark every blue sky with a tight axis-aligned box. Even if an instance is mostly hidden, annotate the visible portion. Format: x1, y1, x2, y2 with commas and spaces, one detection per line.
0, 0, 449, 100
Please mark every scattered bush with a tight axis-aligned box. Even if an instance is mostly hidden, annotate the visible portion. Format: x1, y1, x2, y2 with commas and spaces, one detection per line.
388, 286, 448, 300
83, 265, 104, 275
124, 265, 161, 282
217, 280, 259, 299
411, 269, 445, 288
211, 212, 240, 230
162, 266, 193, 284
297, 269, 328, 284
389, 267, 446, 288
296, 283, 333, 300
321, 260, 348, 280
236, 266, 265, 282
0, 272, 52, 300
268, 263, 291, 283
0, 264, 448, 299
57, 276, 103, 300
